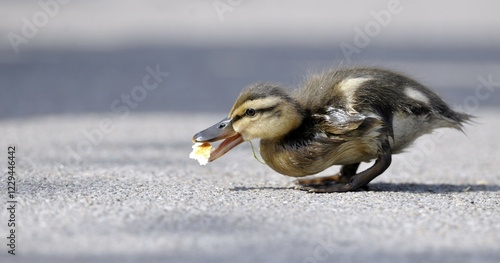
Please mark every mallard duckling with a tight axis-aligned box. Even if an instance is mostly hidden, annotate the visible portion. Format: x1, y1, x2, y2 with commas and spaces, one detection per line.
192, 68, 471, 192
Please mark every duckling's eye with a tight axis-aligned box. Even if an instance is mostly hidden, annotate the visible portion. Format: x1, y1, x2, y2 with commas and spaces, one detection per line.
245, 108, 256, 117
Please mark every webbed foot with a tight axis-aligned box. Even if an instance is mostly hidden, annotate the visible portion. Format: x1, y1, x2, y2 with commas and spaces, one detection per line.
294, 143, 391, 193
295, 181, 369, 193
294, 163, 361, 192
295, 173, 347, 187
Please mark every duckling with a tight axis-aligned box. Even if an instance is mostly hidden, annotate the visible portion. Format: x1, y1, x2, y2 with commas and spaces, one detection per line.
192, 68, 471, 192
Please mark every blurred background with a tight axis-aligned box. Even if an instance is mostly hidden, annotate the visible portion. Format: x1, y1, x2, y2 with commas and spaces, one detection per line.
1, 0, 499, 119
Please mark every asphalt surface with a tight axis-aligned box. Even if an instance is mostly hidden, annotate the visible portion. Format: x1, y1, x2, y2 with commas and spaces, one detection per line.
0, 111, 499, 263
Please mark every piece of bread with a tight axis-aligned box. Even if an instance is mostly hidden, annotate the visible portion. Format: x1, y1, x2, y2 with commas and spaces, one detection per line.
189, 142, 212, 165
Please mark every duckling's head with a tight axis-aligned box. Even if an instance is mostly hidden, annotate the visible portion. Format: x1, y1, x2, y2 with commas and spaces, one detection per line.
229, 84, 304, 140
193, 84, 304, 161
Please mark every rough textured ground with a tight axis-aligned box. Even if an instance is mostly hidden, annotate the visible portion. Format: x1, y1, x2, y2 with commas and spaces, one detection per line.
0, 111, 498, 263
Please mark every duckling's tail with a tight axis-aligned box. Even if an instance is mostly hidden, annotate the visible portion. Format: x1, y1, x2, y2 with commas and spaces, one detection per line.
442, 109, 475, 131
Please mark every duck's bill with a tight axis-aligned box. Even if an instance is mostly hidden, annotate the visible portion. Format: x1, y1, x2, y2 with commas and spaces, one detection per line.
192, 117, 244, 162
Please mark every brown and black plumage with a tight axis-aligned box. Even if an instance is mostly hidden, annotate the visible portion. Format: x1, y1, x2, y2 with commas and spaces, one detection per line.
192, 68, 471, 192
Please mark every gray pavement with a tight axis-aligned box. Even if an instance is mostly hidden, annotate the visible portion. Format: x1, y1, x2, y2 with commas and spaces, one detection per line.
0, 111, 499, 263
1, 1, 500, 262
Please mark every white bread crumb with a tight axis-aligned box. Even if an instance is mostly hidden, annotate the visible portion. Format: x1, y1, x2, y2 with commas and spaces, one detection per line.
189, 142, 212, 165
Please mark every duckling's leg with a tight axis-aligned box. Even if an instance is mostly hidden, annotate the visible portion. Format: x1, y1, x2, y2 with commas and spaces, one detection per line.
295, 163, 360, 186
298, 140, 392, 193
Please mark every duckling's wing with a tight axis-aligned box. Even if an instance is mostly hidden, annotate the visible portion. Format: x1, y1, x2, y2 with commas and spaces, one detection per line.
314, 107, 367, 135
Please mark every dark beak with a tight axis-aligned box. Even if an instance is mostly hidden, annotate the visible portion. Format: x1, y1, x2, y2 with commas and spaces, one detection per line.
192, 117, 244, 162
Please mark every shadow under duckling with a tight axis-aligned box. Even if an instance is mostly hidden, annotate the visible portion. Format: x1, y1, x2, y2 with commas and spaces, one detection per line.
192, 68, 472, 193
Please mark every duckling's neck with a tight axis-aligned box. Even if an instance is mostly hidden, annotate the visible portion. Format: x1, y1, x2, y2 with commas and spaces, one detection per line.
259, 112, 320, 176
274, 99, 305, 136
261, 108, 313, 143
